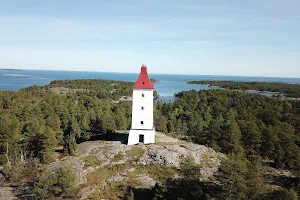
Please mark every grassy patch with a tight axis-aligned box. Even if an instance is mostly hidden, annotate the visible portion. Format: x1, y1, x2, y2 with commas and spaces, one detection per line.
86, 163, 139, 200
82, 155, 103, 169
198, 150, 218, 168
112, 153, 125, 162
86, 163, 177, 199
128, 164, 177, 182
99, 140, 108, 144
87, 182, 126, 200
87, 164, 130, 185
155, 141, 175, 145
126, 177, 140, 187
125, 146, 145, 159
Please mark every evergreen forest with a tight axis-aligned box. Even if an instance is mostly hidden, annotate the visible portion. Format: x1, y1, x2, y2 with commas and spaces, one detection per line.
0, 79, 300, 199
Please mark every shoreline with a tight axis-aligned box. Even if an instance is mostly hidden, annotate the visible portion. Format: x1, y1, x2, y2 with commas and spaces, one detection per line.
3, 74, 31, 77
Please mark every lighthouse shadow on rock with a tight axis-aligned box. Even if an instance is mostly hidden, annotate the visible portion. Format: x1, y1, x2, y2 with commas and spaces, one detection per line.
127, 65, 156, 145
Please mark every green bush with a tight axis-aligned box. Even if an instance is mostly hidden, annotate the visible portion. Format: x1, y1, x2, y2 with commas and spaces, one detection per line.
33, 163, 76, 199
8, 159, 40, 182
179, 156, 200, 180
261, 188, 298, 200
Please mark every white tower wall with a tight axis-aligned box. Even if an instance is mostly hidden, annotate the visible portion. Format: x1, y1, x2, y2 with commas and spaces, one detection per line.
131, 89, 154, 130
128, 89, 155, 145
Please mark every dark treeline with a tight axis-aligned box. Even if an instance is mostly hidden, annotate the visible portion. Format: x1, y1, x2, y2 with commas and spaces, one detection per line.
187, 80, 300, 98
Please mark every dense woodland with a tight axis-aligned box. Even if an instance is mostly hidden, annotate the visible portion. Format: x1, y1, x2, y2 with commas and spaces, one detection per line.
187, 80, 300, 98
154, 89, 300, 199
1, 79, 300, 199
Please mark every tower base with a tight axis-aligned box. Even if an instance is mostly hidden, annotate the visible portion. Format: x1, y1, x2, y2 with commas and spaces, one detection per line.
127, 129, 155, 145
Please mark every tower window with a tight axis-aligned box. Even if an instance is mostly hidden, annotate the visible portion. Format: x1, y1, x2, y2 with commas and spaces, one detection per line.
141, 94, 145, 97
141, 106, 144, 110
141, 121, 144, 125
142, 81, 145, 84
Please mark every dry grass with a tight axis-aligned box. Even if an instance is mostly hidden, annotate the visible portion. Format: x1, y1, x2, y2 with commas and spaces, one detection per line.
179, 143, 193, 150
198, 150, 218, 168
87, 164, 129, 185
125, 146, 145, 159
99, 140, 108, 144
128, 164, 177, 182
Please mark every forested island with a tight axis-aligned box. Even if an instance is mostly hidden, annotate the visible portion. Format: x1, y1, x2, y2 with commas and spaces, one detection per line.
48, 79, 159, 99
187, 80, 300, 98
0, 79, 300, 199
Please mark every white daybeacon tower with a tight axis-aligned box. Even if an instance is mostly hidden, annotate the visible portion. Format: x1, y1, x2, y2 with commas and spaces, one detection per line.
127, 65, 156, 145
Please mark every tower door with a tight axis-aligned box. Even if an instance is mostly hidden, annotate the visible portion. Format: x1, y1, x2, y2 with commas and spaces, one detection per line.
139, 134, 144, 143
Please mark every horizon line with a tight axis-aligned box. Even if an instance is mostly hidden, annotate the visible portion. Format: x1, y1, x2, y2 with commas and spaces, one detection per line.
1, 67, 300, 79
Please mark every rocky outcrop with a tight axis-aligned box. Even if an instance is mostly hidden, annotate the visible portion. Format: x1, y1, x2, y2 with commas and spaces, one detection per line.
135, 174, 156, 189
79, 185, 97, 200
0, 187, 15, 200
83, 133, 222, 171
50, 132, 223, 199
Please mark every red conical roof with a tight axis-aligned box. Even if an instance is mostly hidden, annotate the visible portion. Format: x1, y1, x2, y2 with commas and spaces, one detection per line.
132, 65, 154, 89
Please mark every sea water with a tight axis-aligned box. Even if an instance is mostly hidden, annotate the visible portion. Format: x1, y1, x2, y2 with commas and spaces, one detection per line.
1, 69, 300, 101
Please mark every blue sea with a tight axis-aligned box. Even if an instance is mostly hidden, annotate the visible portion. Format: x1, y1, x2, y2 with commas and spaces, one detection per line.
1, 69, 300, 101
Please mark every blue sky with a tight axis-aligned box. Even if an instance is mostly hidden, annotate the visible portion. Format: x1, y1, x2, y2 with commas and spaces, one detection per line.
0, 0, 299, 77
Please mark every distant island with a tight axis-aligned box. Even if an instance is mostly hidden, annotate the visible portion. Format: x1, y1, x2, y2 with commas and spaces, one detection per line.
3, 74, 31, 77
187, 80, 300, 98
150, 79, 159, 83
48, 79, 160, 100
0, 68, 21, 71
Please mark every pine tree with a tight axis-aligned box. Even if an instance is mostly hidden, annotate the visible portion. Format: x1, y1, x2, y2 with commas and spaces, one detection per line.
217, 155, 248, 200
220, 109, 243, 155
239, 120, 262, 161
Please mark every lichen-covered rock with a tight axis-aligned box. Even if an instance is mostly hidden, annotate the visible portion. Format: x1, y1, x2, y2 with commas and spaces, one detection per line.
139, 142, 222, 169
0, 187, 15, 200
79, 185, 97, 200
140, 145, 183, 167
200, 167, 219, 181
134, 174, 156, 188
93, 142, 133, 163
108, 174, 125, 182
